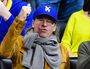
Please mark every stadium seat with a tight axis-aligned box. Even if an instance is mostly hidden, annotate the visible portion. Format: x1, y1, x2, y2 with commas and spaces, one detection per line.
70, 57, 77, 69
57, 20, 66, 42
0, 55, 12, 69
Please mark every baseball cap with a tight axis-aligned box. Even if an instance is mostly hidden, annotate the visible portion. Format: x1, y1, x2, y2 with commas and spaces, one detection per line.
33, 4, 58, 21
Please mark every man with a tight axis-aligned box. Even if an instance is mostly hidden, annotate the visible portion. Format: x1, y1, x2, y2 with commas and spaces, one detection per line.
0, 0, 34, 43
0, 4, 61, 69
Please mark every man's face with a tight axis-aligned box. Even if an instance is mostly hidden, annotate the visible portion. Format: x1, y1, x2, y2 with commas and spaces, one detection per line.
33, 15, 56, 38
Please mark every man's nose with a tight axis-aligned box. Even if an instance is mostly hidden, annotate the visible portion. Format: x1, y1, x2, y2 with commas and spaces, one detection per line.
42, 20, 47, 26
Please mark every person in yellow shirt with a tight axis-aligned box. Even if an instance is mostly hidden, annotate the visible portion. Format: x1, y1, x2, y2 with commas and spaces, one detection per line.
0, 4, 61, 69
61, 0, 90, 57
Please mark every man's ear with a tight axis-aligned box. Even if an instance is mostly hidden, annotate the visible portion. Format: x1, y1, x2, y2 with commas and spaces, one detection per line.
32, 20, 34, 28
53, 24, 56, 32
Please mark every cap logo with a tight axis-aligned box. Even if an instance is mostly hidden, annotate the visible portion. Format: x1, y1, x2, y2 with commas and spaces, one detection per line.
45, 6, 51, 12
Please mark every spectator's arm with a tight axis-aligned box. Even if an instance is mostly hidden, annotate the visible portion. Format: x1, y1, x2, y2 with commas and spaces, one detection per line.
0, 17, 26, 58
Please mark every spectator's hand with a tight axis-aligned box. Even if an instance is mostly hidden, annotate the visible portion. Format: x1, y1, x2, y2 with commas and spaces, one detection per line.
18, 4, 31, 21
69, 51, 74, 57
0, 1, 11, 20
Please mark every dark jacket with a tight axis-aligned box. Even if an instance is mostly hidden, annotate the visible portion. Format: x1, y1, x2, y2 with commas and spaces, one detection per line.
77, 41, 90, 69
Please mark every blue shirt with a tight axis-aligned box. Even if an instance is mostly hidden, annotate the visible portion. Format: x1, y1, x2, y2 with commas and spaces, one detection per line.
59, 0, 84, 22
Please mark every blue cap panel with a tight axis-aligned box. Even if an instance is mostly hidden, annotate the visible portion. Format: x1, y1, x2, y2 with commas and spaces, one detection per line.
33, 5, 57, 21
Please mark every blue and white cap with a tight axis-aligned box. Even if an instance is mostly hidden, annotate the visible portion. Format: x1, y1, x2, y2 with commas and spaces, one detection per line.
33, 4, 58, 21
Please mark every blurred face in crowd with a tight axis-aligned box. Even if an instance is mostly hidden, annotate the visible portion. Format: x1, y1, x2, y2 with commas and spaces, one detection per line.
33, 15, 56, 38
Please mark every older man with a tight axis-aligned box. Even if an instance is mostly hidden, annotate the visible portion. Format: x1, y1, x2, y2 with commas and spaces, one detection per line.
0, 4, 61, 69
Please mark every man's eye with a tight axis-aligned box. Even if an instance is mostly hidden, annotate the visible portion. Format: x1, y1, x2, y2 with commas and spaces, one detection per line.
47, 20, 53, 24
39, 19, 43, 21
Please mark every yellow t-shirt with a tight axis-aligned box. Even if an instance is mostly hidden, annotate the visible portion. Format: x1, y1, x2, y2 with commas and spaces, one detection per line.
61, 10, 90, 57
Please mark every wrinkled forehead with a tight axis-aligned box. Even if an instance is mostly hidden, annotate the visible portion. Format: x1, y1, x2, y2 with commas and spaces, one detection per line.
35, 15, 56, 22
